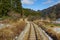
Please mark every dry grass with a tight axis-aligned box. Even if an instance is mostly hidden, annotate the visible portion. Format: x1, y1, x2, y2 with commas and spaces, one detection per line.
0, 19, 26, 40
34, 20, 60, 40
56, 33, 60, 40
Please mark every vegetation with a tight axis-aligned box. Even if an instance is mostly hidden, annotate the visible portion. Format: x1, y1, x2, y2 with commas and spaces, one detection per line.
23, 8, 42, 21
0, 0, 41, 19
54, 24, 60, 26
0, 20, 26, 40
0, 0, 60, 40
0, 0, 22, 18
0, 0, 27, 40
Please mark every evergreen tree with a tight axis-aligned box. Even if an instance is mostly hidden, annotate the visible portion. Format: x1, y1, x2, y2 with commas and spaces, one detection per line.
12, 0, 23, 17
0, 0, 11, 17
0, 0, 22, 17
0, 0, 3, 17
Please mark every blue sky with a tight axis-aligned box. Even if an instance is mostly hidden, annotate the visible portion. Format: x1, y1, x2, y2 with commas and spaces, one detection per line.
21, 0, 60, 10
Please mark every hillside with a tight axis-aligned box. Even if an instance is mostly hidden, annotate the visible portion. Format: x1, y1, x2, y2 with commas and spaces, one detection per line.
42, 3, 60, 19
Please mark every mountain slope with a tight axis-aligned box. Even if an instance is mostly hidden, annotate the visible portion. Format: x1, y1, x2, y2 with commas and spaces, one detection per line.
42, 3, 60, 18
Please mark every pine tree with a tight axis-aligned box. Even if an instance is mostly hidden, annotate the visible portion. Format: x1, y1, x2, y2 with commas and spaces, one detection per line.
0, 0, 22, 17
0, 0, 3, 17
15, 0, 22, 17
0, 0, 11, 16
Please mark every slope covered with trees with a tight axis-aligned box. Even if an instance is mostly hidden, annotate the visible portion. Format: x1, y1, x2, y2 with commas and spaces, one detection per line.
0, 0, 42, 20
0, 0, 22, 18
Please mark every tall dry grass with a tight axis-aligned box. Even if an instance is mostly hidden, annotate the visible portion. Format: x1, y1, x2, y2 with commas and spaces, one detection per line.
0, 19, 26, 40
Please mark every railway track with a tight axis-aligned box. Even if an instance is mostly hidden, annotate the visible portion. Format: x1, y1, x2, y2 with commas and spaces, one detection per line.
17, 22, 53, 40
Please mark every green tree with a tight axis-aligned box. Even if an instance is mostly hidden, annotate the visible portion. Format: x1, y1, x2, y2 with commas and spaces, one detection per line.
14, 0, 22, 16
0, 0, 11, 17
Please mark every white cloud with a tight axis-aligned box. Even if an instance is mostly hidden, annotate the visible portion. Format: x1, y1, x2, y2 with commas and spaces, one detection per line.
43, 0, 60, 4
22, 0, 36, 4
43, 0, 54, 4
57, 0, 60, 3
44, 0, 60, 6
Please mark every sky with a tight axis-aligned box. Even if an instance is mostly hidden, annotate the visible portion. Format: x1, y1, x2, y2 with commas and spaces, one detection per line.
21, 0, 60, 10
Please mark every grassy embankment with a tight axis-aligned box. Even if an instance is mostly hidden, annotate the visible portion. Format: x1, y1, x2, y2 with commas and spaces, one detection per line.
34, 20, 60, 40
0, 19, 26, 40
